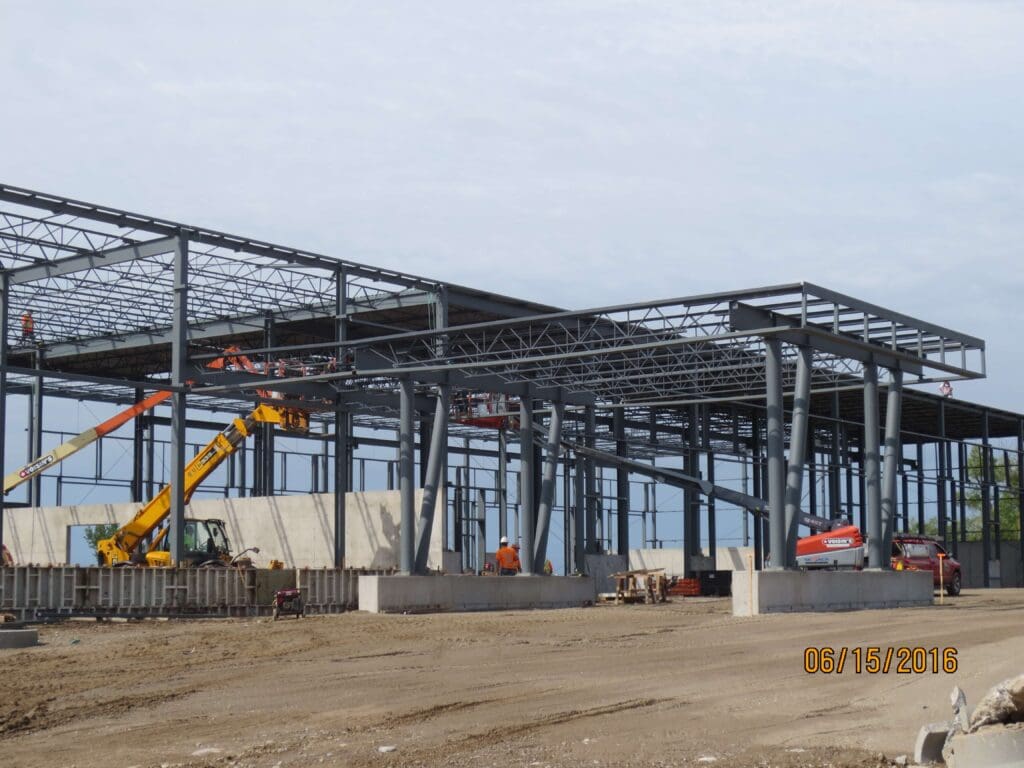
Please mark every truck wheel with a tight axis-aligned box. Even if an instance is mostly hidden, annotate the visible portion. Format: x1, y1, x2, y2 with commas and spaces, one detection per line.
946, 571, 962, 597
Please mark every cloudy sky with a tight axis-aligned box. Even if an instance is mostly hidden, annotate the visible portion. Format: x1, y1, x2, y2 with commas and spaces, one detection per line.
2, 0, 1023, 410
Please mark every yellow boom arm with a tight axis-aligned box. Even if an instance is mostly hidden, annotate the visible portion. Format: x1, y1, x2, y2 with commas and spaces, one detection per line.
97, 405, 307, 566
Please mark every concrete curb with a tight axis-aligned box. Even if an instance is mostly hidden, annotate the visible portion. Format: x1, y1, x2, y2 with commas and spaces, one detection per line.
0, 628, 39, 649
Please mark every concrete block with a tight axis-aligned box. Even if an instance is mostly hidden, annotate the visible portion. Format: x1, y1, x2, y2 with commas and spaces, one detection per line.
944, 727, 1024, 767
914, 721, 950, 765
731, 570, 933, 615
359, 574, 597, 613
584, 554, 628, 592
0, 628, 39, 649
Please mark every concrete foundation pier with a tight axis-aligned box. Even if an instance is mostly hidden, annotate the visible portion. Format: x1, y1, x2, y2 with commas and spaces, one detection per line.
732, 570, 933, 615
358, 574, 597, 613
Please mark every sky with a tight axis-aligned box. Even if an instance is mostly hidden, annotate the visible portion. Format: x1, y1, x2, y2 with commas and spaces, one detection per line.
2, 1, 1023, 560
2, 1, 1022, 408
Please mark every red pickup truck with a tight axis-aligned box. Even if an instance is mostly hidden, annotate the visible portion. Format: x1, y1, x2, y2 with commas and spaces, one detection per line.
891, 535, 961, 596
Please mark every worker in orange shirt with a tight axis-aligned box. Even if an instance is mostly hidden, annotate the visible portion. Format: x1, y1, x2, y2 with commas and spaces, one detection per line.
21, 310, 34, 342
495, 536, 521, 575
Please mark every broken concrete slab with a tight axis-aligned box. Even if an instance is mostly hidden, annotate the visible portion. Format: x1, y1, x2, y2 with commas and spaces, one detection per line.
943, 723, 1024, 767
914, 721, 950, 765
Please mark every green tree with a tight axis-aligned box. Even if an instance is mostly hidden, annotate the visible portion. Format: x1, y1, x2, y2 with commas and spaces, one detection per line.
83, 523, 119, 551
957, 446, 1021, 542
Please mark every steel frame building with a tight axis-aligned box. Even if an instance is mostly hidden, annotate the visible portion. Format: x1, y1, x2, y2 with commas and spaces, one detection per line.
1, 183, 1022, 583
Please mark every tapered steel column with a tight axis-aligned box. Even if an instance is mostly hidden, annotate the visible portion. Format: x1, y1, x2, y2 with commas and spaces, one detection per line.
880, 369, 902, 564
519, 396, 535, 574
169, 233, 189, 564
0, 274, 8, 556
765, 338, 786, 569
614, 403, 629, 555
863, 363, 883, 569
533, 401, 564, 573
415, 385, 450, 573
398, 378, 415, 574
783, 346, 812, 568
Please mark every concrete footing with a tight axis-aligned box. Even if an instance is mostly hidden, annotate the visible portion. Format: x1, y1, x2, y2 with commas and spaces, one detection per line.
732, 570, 933, 615
358, 575, 597, 614
0, 628, 39, 649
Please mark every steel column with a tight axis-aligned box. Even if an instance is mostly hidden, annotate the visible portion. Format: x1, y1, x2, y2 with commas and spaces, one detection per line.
765, 338, 786, 570
863, 363, 882, 569
398, 378, 415, 574
937, 402, 948, 546
27, 349, 43, 506
981, 410, 992, 587
1018, 420, 1023, 572
498, 429, 508, 541
415, 385, 450, 574
783, 346, 812, 568
168, 233, 188, 564
574, 454, 586, 572
916, 443, 925, 534
880, 369, 903, 562
519, 396, 535, 574
584, 406, 598, 554
683, 405, 700, 577
614, 403, 629, 555
533, 402, 564, 573
333, 268, 348, 567
0, 273, 8, 557
131, 388, 145, 503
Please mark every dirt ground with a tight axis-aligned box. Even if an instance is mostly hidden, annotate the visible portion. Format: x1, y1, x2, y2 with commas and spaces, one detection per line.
2, 589, 1023, 768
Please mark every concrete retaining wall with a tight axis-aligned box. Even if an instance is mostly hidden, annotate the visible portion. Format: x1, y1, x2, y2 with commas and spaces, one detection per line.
3, 490, 443, 571
359, 574, 597, 613
732, 570, 934, 615
629, 547, 755, 576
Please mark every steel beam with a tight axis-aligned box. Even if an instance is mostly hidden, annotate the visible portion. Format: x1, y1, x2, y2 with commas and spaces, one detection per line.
7, 235, 179, 284
533, 401, 564, 573
765, 338, 786, 569
783, 346, 812, 568
863, 363, 882, 569
498, 430, 508, 541
981, 410, 991, 587
574, 454, 586, 572
519, 396, 535, 574
398, 378, 415, 574
168, 233, 188, 564
414, 385, 450, 574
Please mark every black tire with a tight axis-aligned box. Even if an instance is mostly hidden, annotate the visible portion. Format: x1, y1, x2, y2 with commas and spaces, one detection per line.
946, 571, 962, 597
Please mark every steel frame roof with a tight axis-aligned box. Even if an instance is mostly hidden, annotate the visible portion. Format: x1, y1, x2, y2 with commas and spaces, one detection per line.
0, 183, 997, 447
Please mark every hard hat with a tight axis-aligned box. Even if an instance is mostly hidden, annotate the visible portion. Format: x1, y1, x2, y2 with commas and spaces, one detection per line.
499, 536, 508, 545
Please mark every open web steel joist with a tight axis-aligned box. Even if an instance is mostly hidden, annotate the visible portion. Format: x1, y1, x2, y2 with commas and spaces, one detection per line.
1, 182, 1019, 582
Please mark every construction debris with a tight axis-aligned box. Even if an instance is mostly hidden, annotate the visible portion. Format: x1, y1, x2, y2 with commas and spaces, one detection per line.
598, 569, 668, 604
914, 675, 1024, 766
